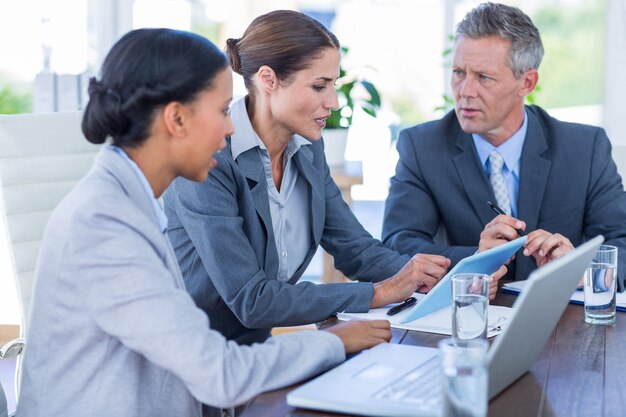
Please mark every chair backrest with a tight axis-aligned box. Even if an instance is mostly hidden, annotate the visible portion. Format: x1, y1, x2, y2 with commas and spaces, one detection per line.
0, 111, 100, 411
0, 111, 100, 338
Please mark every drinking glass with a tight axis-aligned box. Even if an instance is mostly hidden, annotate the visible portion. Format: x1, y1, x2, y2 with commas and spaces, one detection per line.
584, 245, 618, 325
451, 273, 490, 342
439, 338, 489, 417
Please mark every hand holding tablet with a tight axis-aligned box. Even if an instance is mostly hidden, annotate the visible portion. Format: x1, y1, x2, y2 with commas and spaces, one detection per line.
399, 236, 528, 323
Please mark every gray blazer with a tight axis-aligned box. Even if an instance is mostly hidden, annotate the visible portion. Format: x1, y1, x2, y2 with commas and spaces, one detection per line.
164, 106, 409, 345
0, 381, 6, 417
383, 105, 626, 290
16, 146, 344, 417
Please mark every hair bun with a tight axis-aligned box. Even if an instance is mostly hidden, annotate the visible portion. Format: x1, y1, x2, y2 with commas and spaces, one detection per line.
82, 77, 129, 144
225, 38, 243, 75
226, 37, 239, 50
87, 77, 105, 96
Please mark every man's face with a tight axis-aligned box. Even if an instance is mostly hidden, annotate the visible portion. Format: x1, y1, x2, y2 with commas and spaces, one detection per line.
451, 36, 537, 146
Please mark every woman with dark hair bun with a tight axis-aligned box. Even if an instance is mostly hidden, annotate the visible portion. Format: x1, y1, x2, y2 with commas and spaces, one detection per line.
164, 10, 484, 347
16, 28, 390, 417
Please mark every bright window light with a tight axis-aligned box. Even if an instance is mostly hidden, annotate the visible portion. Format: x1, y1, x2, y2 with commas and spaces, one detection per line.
133, 0, 191, 30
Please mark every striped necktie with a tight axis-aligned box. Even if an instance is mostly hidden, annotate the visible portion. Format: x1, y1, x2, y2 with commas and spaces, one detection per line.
489, 150, 511, 216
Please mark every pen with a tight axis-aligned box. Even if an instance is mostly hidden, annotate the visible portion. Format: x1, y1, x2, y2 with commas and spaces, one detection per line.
386, 297, 417, 316
487, 201, 526, 236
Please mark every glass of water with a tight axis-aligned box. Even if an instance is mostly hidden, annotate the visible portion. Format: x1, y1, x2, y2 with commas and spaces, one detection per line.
451, 273, 490, 342
439, 338, 489, 417
584, 245, 618, 325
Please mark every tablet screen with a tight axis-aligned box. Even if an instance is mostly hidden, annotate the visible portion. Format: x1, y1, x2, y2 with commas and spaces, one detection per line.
400, 236, 527, 323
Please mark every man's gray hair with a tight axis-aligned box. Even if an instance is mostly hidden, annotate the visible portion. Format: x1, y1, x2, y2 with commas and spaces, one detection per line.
456, 2, 544, 78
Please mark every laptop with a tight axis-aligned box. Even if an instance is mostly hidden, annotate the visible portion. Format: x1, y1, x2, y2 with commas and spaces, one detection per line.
287, 236, 603, 417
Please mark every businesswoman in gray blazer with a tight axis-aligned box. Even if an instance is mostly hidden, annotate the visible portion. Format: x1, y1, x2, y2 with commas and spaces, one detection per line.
163, 10, 503, 346
16, 28, 391, 417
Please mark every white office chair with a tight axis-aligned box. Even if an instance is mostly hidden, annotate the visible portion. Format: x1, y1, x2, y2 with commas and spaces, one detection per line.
0, 111, 100, 411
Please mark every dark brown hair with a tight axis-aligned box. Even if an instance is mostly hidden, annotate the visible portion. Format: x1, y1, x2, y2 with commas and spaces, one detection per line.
82, 28, 227, 147
225, 10, 339, 95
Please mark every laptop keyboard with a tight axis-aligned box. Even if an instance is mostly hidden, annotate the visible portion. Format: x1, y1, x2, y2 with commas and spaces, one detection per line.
373, 357, 442, 409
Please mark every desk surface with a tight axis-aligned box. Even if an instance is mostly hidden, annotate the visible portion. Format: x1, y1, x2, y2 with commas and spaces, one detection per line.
241, 289, 626, 417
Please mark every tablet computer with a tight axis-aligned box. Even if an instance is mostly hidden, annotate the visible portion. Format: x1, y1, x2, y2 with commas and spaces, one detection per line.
400, 236, 527, 323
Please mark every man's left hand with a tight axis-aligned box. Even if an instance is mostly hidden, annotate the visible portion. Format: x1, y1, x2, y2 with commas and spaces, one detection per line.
523, 229, 574, 268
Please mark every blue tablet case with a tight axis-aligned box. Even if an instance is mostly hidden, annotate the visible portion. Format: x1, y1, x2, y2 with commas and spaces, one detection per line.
400, 236, 528, 323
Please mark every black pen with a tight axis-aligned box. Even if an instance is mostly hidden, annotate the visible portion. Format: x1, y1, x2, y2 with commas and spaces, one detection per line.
487, 201, 526, 236
386, 297, 417, 316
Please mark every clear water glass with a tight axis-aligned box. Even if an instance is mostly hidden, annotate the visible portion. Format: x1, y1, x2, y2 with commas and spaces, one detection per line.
439, 338, 489, 417
451, 273, 490, 342
584, 245, 618, 325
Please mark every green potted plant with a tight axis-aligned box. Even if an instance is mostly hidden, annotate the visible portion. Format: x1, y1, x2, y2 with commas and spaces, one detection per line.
324, 47, 382, 167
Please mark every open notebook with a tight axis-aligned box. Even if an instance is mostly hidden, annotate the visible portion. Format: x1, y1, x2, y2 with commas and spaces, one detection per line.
338, 298, 511, 337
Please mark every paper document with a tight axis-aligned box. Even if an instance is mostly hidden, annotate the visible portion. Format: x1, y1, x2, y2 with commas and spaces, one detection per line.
338, 292, 512, 338
502, 280, 626, 311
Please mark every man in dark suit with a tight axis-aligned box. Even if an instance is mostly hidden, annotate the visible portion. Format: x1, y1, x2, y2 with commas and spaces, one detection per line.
382, 2, 626, 290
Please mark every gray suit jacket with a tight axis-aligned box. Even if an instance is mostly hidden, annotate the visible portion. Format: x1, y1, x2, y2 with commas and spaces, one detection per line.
0, 381, 6, 417
17, 146, 344, 417
383, 105, 626, 290
164, 107, 409, 345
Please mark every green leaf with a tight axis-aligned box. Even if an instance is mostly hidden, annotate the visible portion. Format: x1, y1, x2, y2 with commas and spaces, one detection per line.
339, 81, 354, 96
361, 106, 376, 118
360, 80, 381, 108
326, 110, 343, 129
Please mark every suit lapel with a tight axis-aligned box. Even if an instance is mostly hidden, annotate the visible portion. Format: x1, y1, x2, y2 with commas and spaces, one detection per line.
518, 108, 551, 232
100, 147, 156, 220
452, 130, 496, 228
100, 146, 186, 288
236, 148, 275, 245
293, 145, 323, 258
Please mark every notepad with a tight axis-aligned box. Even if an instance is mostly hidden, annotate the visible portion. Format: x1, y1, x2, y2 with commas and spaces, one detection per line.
338, 294, 512, 338
399, 236, 527, 323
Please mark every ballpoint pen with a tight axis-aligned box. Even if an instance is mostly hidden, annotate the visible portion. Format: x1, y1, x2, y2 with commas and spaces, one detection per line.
386, 296, 417, 316
487, 201, 526, 236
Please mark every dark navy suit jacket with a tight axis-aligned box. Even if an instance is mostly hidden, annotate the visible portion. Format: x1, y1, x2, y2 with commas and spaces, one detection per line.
383, 105, 626, 290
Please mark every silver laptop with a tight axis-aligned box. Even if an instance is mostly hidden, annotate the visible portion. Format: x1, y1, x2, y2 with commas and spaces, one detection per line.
287, 236, 603, 417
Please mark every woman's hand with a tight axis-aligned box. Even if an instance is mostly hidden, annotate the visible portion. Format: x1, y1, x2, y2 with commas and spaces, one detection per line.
324, 320, 391, 354
370, 254, 450, 308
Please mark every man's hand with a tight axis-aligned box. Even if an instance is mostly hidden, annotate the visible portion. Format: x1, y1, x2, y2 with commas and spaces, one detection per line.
370, 254, 450, 308
523, 229, 574, 268
479, 214, 526, 252
488, 265, 507, 300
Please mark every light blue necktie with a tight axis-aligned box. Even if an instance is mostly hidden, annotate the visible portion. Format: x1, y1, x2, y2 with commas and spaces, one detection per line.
489, 150, 511, 216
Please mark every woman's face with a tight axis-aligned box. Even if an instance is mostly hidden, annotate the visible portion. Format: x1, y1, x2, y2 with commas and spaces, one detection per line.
270, 47, 340, 140
180, 67, 233, 182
